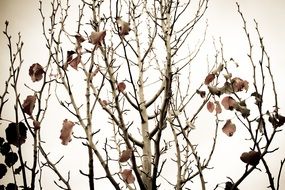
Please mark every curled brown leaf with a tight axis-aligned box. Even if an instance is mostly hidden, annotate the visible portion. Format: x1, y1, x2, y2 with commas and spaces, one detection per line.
119, 148, 132, 162
117, 82, 126, 92
207, 101, 215, 113
89, 31, 106, 46
204, 73, 215, 85
121, 169, 135, 184
222, 119, 236, 137
60, 119, 75, 145
221, 96, 236, 110
116, 17, 131, 36
29, 63, 45, 82
240, 150, 261, 166
231, 77, 249, 92
22, 95, 37, 116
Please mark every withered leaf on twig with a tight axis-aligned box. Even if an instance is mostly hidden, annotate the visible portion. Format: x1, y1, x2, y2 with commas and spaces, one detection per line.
204, 73, 215, 85
117, 82, 126, 92
121, 169, 135, 184
22, 95, 37, 116
231, 77, 249, 92
68, 56, 81, 70
207, 101, 215, 113
60, 119, 75, 145
221, 96, 236, 110
89, 31, 106, 46
268, 112, 285, 128
75, 34, 85, 44
116, 17, 131, 36
5, 122, 27, 147
222, 120, 236, 137
119, 148, 132, 162
29, 63, 45, 82
240, 150, 261, 166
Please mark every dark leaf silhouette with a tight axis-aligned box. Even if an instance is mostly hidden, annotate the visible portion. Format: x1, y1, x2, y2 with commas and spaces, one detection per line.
0, 142, 11, 156
6, 183, 18, 190
268, 112, 285, 128
5, 152, 18, 167
0, 164, 7, 179
225, 181, 239, 190
66, 50, 76, 63
5, 122, 27, 147
240, 150, 261, 166
22, 95, 37, 116
0, 137, 4, 146
29, 63, 45, 82
196, 90, 206, 98
14, 165, 23, 175
251, 92, 262, 106
0, 185, 4, 190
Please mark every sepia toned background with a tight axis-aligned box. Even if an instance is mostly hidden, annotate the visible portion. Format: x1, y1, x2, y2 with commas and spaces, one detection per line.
1, 0, 285, 189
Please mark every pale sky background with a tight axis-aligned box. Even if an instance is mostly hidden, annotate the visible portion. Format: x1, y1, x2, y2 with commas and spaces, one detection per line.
0, 0, 285, 190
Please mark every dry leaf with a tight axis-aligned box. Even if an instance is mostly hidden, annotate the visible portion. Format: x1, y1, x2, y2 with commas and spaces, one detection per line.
221, 96, 236, 110
196, 90, 206, 98
116, 17, 131, 36
208, 86, 222, 96
231, 77, 249, 92
22, 95, 37, 116
89, 31, 106, 46
75, 34, 85, 44
100, 99, 109, 107
268, 112, 285, 128
119, 148, 132, 162
33, 120, 41, 130
222, 119, 236, 137
240, 150, 261, 166
66, 50, 75, 63
207, 101, 215, 113
69, 56, 81, 70
60, 119, 75, 145
121, 169, 135, 184
204, 73, 215, 85
29, 63, 45, 82
225, 181, 239, 190
117, 82, 126, 92
5, 122, 27, 147
235, 101, 250, 118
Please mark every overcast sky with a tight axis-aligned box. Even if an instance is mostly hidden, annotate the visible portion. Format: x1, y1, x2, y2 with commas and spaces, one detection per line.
1, 0, 285, 189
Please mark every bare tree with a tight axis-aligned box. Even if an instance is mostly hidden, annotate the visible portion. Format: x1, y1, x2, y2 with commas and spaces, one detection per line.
0, 1, 284, 190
